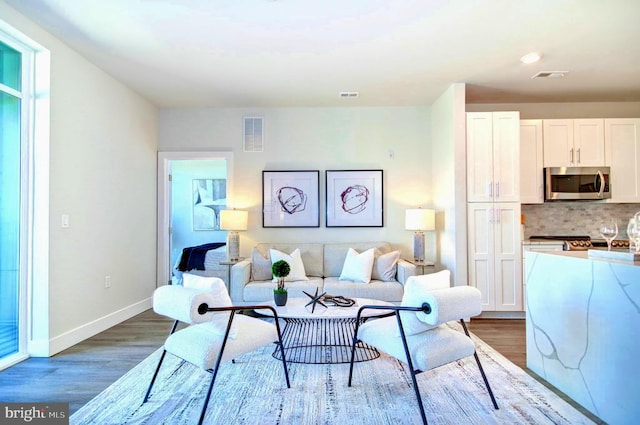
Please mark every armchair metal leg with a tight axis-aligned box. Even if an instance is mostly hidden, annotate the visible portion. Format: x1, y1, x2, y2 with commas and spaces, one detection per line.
396, 313, 429, 425
347, 321, 362, 387
198, 366, 220, 425
143, 320, 180, 403
459, 320, 499, 410
347, 337, 359, 387
472, 351, 499, 409
274, 318, 291, 388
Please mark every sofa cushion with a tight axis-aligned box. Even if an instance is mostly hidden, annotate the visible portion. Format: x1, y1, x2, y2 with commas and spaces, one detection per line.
243, 277, 324, 302
257, 243, 323, 277
324, 241, 391, 277
324, 277, 403, 302
371, 250, 400, 281
251, 247, 272, 281
339, 248, 375, 283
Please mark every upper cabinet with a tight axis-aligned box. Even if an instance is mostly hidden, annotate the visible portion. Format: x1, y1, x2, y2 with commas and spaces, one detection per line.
605, 119, 640, 203
543, 119, 605, 167
467, 111, 520, 203
520, 120, 544, 204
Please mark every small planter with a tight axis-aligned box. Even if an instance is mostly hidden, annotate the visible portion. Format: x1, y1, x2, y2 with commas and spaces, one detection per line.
274, 291, 288, 306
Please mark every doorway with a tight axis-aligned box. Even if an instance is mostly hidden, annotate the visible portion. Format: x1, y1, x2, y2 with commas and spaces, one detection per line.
157, 152, 234, 286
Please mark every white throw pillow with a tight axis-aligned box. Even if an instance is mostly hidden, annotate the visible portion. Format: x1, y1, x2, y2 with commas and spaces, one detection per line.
339, 248, 375, 283
397, 270, 451, 336
251, 247, 273, 281
371, 250, 400, 281
181, 273, 237, 338
270, 248, 309, 282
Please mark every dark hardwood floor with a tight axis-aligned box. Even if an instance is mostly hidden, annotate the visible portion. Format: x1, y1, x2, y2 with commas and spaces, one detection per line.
0, 312, 603, 423
0, 309, 172, 414
466, 318, 526, 369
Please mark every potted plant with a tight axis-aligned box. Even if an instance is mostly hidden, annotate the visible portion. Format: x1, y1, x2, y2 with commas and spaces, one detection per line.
272, 259, 291, 306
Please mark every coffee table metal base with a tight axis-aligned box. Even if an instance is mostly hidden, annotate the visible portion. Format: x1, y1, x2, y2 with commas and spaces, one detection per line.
273, 317, 379, 364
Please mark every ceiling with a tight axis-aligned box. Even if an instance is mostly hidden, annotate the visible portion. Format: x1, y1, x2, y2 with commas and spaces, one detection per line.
5, 0, 640, 108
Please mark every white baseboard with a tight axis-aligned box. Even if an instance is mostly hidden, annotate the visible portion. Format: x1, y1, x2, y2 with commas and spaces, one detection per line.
28, 298, 152, 357
476, 311, 526, 319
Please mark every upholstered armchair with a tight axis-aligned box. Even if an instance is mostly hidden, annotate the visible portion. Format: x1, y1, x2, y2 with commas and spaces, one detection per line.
143, 274, 290, 425
348, 272, 498, 425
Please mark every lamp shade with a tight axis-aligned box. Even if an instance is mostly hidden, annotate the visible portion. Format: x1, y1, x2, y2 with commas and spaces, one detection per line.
405, 209, 435, 231
219, 209, 248, 231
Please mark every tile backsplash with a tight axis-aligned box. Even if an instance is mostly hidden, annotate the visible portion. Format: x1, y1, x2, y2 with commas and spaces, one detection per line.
522, 203, 640, 239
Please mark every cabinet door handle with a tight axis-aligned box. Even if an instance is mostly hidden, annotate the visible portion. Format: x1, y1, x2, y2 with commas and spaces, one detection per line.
496, 208, 501, 223
488, 182, 493, 198
488, 208, 493, 223
496, 182, 500, 198
570, 148, 574, 164
577, 148, 581, 164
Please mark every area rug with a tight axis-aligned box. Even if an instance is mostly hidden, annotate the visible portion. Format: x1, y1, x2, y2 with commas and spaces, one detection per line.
71, 323, 596, 424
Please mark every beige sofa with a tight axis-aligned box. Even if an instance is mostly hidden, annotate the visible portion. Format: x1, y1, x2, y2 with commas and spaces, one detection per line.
229, 241, 416, 303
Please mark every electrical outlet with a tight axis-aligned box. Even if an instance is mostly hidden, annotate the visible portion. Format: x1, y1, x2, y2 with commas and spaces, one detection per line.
104, 275, 111, 288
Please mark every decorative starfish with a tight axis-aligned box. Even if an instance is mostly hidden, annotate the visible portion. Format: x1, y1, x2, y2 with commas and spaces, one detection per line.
303, 288, 327, 313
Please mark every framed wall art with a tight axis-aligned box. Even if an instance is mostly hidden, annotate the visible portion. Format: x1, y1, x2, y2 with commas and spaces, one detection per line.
326, 169, 383, 227
262, 170, 320, 227
192, 178, 226, 230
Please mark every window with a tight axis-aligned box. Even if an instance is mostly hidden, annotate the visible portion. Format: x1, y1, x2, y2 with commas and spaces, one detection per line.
0, 39, 23, 362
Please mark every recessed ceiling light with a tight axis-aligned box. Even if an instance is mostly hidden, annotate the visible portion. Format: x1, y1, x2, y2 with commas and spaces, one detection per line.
520, 52, 541, 64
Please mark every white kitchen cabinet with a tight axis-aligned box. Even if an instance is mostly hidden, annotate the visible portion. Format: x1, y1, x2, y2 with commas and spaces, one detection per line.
520, 120, 544, 203
605, 118, 640, 202
467, 112, 520, 202
543, 119, 605, 167
467, 202, 522, 311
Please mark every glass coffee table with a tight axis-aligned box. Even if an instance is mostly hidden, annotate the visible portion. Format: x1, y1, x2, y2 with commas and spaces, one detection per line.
256, 297, 394, 364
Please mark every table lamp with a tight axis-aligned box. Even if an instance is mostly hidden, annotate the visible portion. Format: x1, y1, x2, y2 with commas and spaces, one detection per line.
405, 208, 435, 262
220, 209, 248, 261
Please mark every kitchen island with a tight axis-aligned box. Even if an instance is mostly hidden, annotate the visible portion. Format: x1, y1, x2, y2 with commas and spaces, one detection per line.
525, 250, 639, 425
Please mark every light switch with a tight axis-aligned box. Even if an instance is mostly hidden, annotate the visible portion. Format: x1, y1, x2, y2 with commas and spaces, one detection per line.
61, 214, 70, 228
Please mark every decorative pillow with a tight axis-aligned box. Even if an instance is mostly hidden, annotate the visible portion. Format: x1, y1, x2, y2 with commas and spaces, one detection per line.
371, 250, 400, 281
339, 248, 375, 283
270, 248, 309, 282
397, 270, 451, 336
251, 247, 273, 281
182, 273, 237, 338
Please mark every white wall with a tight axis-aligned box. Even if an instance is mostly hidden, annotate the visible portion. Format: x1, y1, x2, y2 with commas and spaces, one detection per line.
1, 3, 158, 356
159, 107, 433, 261
430, 83, 468, 286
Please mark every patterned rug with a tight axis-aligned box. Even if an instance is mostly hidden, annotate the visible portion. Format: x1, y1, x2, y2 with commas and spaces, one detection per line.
71, 323, 596, 424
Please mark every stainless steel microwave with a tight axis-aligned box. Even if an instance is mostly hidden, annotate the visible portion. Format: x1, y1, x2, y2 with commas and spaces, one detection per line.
544, 166, 611, 201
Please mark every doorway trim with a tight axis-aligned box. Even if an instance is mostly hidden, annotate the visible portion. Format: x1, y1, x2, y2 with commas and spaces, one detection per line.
157, 151, 234, 286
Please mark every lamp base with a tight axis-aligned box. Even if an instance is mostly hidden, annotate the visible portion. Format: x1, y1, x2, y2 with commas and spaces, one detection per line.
226, 231, 240, 261
413, 231, 425, 262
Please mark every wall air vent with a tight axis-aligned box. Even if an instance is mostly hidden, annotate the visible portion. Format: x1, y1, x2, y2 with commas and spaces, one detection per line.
339, 92, 359, 98
531, 71, 569, 79
243, 116, 264, 152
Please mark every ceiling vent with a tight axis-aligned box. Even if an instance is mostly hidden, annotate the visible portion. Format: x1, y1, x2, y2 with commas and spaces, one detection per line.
339, 92, 359, 98
531, 71, 569, 79
243, 116, 264, 152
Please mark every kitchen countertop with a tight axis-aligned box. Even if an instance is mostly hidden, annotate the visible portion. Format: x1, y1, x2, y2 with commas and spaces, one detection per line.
522, 238, 566, 246
528, 248, 640, 266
